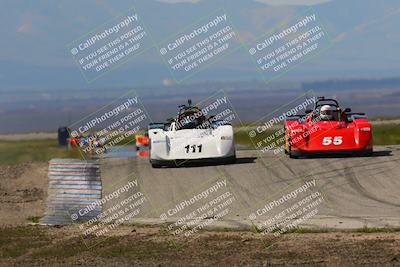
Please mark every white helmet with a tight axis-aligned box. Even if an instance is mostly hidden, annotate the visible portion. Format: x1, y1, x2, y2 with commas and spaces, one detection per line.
320, 105, 334, 121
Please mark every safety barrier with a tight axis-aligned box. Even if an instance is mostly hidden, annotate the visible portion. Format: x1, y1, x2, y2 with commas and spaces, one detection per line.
40, 159, 101, 225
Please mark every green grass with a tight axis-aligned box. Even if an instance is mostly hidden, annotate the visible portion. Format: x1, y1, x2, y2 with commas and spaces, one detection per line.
234, 123, 400, 147
372, 124, 400, 145
0, 139, 81, 165
284, 226, 400, 234
354, 225, 400, 233
0, 227, 50, 258
0, 132, 141, 165
31, 234, 180, 259
0, 225, 399, 260
31, 236, 91, 259
370, 116, 400, 121
0, 123, 398, 166
249, 225, 400, 235
27, 216, 41, 224
235, 129, 278, 148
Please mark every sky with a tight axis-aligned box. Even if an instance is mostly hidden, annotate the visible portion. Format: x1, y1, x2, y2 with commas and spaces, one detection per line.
0, 0, 399, 91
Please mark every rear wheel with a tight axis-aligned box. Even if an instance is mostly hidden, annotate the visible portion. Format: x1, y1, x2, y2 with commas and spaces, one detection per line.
228, 155, 236, 164
150, 159, 163, 168
222, 155, 236, 164
362, 149, 373, 157
288, 138, 299, 159
151, 163, 162, 168
284, 132, 289, 154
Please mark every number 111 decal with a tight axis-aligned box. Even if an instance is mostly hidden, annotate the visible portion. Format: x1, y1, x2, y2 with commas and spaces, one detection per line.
185, 144, 203, 153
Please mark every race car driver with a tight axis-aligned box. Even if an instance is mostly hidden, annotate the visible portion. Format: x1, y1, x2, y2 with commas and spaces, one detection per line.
319, 105, 335, 121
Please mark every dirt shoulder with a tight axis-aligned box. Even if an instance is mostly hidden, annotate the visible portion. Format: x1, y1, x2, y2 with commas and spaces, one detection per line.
0, 225, 399, 266
1, 160, 400, 266
0, 162, 48, 226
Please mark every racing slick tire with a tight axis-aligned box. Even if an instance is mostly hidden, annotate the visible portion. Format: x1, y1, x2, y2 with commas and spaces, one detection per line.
361, 149, 373, 157
150, 159, 164, 168
284, 135, 289, 154
289, 151, 300, 159
223, 155, 236, 164
288, 138, 299, 158
151, 163, 162, 168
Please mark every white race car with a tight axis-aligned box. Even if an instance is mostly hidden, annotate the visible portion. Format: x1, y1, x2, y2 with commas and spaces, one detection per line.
148, 100, 236, 168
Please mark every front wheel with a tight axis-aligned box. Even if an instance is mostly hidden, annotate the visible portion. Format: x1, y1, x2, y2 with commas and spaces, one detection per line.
227, 155, 236, 164
284, 133, 289, 154
288, 138, 299, 159
150, 159, 163, 168
222, 155, 236, 164
151, 163, 162, 168
362, 149, 373, 157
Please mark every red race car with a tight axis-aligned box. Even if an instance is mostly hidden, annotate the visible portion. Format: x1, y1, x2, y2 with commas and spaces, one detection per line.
284, 97, 373, 158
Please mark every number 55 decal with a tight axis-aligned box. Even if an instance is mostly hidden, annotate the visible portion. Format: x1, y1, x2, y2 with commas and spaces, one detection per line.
322, 136, 343, 146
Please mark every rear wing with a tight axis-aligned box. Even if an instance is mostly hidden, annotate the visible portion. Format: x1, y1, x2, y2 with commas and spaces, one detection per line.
285, 114, 307, 122
347, 113, 367, 122
315, 96, 339, 109
212, 119, 232, 127
148, 123, 165, 130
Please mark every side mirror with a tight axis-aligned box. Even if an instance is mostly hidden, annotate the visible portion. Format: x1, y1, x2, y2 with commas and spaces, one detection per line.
344, 108, 351, 113
305, 109, 313, 114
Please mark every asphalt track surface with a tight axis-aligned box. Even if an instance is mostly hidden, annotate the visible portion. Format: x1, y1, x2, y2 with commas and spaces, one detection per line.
101, 145, 400, 230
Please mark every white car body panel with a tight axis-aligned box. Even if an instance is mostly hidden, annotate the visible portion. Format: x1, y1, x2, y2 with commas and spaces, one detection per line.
149, 123, 235, 161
